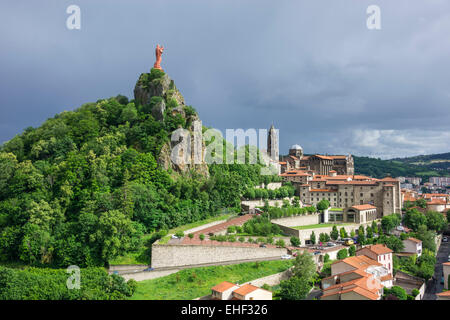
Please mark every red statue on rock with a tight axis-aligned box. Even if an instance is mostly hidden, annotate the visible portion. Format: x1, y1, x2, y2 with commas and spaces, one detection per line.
153, 44, 164, 71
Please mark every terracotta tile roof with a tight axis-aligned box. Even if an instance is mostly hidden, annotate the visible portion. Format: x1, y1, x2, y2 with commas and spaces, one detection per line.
232, 284, 259, 296
359, 244, 393, 255
280, 170, 310, 177
330, 155, 348, 159
322, 276, 381, 300
310, 189, 336, 192
326, 181, 378, 186
443, 262, 450, 266
384, 184, 395, 187
332, 255, 381, 270
211, 281, 238, 293
329, 170, 337, 173
381, 275, 394, 281
313, 154, 333, 160
406, 237, 422, 244
380, 177, 399, 182
351, 204, 377, 210
427, 199, 447, 205
436, 291, 450, 297
423, 193, 449, 198
279, 161, 286, 165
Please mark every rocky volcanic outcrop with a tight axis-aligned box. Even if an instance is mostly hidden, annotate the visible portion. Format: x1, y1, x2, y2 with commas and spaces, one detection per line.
134, 70, 209, 178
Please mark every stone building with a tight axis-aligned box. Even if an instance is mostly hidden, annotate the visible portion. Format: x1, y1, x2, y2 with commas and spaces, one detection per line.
267, 124, 279, 162
280, 144, 354, 175
280, 170, 401, 219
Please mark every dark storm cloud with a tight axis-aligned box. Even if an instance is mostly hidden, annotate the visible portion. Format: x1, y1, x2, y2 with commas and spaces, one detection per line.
0, 0, 449, 158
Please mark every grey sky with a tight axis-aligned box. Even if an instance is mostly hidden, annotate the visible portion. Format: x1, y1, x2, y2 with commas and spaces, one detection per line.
1, 0, 449, 158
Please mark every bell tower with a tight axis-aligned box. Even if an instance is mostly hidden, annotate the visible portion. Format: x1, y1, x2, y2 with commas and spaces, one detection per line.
267, 124, 279, 162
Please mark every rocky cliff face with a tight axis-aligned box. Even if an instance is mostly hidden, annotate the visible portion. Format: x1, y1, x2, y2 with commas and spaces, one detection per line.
134, 70, 209, 178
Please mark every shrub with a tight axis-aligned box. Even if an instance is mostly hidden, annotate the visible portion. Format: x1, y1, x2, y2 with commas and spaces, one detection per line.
238, 237, 245, 243
199, 234, 205, 241
175, 231, 184, 238
348, 245, 356, 256
188, 233, 194, 239
276, 239, 285, 247
323, 253, 330, 263
227, 226, 236, 234
337, 249, 348, 260
290, 236, 301, 247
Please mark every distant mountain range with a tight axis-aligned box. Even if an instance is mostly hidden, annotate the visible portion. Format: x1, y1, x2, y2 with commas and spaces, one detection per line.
354, 152, 450, 181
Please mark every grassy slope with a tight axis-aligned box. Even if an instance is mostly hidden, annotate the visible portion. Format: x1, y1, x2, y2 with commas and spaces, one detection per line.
131, 260, 293, 300
110, 213, 236, 265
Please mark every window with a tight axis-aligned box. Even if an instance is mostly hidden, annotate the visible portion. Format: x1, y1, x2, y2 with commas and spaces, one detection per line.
360, 193, 363, 197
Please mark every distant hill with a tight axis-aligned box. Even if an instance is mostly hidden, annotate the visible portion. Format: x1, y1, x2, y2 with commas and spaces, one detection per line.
354, 152, 450, 181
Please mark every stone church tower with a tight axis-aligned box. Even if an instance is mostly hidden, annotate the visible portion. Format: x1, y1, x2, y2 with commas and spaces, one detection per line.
267, 125, 279, 162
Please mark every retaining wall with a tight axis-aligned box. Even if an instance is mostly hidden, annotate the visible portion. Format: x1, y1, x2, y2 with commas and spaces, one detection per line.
271, 214, 320, 227
151, 244, 288, 268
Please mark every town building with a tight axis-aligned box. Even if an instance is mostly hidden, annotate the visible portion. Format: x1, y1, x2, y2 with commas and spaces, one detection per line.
279, 144, 354, 176
401, 238, 422, 257
429, 176, 450, 187
210, 282, 272, 300
356, 244, 394, 275
280, 170, 402, 219
443, 262, 450, 290
321, 254, 392, 300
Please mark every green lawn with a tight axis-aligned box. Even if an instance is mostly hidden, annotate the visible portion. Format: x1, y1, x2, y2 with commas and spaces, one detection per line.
158, 213, 236, 244
131, 260, 294, 300
110, 213, 236, 265
292, 223, 352, 230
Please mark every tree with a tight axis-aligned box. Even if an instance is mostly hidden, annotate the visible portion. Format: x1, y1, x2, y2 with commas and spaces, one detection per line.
403, 209, 427, 232
316, 199, 330, 212
291, 251, 316, 280
290, 236, 300, 247
384, 286, 407, 300
366, 226, 373, 239
188, 233, 194, 239
339, 227, 348, 239
199, 234, 205, 241
372, 221, 378, 234
425, 211, 447, 232
330, 226, 339, 240
337, 248, 348, 260
348, 245, 356, 256
324, 253, 330, 263
358, 226, 366, 245
350, 229, 356, 238
382, 236, 404, 253
381, 214, 401, 233
275, 239, 285, 247
310, 231, 316, 245
279, 276, 311, 300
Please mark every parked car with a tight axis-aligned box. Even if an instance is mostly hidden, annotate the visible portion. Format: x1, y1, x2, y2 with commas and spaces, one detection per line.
281, 254, 293, 260
447, 255, 450, 262
443, 237, 448, 242
144, 267, 154, 272
327, 242, 337, 247
441, 276, 445, 285
112, 271, 119, 275
345, 239, 354, 246
259, 244, 267, 248
171, 234, 179, 239
313, 251, 321, 255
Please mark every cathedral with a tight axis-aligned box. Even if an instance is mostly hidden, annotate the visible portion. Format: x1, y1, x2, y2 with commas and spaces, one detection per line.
266, 125, 355, 176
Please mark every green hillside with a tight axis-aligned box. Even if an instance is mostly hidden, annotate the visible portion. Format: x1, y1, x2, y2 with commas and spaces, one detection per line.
354, 153, 450, 181
0, 69, 272, 269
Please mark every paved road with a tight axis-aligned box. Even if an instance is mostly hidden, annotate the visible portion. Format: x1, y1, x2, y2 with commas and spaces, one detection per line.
423, 240, 450, 300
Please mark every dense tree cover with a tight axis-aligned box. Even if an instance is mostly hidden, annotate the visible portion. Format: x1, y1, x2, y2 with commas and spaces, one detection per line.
354, 155, 450, 181
337, 248, 348, 260
377, 235, 404, 253
0, 88, 270, 268
393, 249, 436, 281
278, 252, 315, 300
243, 183, 295, 200
383, 286, 408, 300
381, 213, 401, 233
0, 266, 136, 300
241, 216, 282, 236
267, 205, 316, 219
